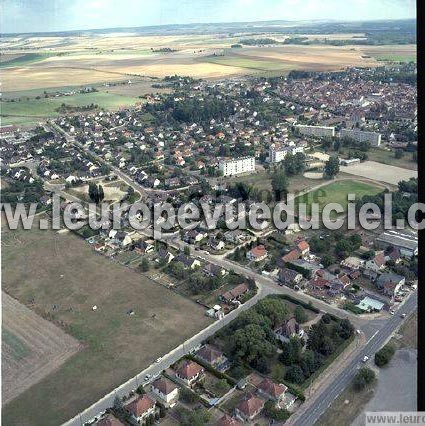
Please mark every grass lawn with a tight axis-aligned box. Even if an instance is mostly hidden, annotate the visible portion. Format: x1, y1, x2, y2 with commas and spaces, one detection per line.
316, 381, 376, 426
2, 218, 212, 425
367, 148, 417, 171
295, 180, 382, 215
0, 91, 142, 126
391, 311, 417, 350
375, 54, 416, 63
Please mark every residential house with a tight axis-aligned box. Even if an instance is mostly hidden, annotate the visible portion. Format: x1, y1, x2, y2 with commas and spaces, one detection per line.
246, 245, 268, 262
109, 230, 132, 248
384, 246, 402, 264
224, 230, 247, 244
297, 240, 310, 257
95, 414, 124, 426
203, 263, 227, 278
340, 256, 365, 270
281, 249, 301, 264
308, 276, 331, 291
274, 318, 304, 343
133, 239, 155, 254
235, 394, 265, 422
209, 238, 226, 251
157, 248, 175, 264
257, 378, 287, 405
288, 259, 321, 279
183, 229, 207, 244
217, 414, 243, 426
376, 273, 405, 298
196, 344, 225, 367
123, 394, 156, 425
219, 283, 249, 304
174, 254, 201, 270
151, 377, 179, 405
279, 267, 303, 287
175, 360, 204, 386
364, 251, 386, 272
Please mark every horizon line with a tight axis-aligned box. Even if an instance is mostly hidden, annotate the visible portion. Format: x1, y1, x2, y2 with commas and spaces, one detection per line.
2, 17, 416, 37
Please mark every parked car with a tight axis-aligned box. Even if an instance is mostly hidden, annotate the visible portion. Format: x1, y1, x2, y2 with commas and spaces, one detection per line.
362, 355, 369, 363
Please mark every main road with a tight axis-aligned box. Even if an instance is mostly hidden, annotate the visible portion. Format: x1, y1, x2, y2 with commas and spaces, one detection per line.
292, 290, 417, 426
51, 122, 415, 425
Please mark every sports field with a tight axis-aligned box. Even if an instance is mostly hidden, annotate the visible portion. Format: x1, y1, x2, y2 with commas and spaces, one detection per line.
2, 218, 211, 425
295, 180, 383, 215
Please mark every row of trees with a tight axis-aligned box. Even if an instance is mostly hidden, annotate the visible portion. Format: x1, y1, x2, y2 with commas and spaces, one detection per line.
88, 183, 105, 204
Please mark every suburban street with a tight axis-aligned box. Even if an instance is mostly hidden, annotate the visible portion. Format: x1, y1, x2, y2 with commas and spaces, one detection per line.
63, 285, 267, 426
292, 291, 417, 426
49, 123, 417, 426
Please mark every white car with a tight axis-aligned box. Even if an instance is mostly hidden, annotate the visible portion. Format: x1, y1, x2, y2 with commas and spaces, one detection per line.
362, 355, 369, 363
156, 357, 162, 363
389, 310, 395, 315
144, 374, 151, 381
401, 313, 407, 318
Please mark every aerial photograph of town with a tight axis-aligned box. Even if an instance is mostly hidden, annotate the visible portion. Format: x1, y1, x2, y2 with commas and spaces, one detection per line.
0, 0, 419, 425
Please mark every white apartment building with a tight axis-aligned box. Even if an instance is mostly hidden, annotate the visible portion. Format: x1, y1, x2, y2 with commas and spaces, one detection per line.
269, 145, 305, 163
340, 128, 382, 146
295, 124, 335, 138
219, 156, 255, 176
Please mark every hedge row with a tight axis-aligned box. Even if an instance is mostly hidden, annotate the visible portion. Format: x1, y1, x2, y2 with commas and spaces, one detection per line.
269, 294, 320, 314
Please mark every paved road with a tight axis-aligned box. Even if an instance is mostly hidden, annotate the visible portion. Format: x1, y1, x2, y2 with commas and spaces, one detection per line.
292, 290, 417, 426
63, 286, 266, 425
49, 122, 414, 425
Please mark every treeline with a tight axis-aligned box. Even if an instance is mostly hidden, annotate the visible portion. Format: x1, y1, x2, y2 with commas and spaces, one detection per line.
239, 38, 279, 45
146, 95, 235, 124
356, 178, 418, 224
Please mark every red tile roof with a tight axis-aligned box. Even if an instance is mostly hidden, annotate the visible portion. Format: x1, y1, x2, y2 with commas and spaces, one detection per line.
282, 249, 301, 263
152, 377, 177, 395
236, 394, 265, 418
258, 378, 287, 398
297, 240, 310, 251
249, 245, 267, 258
217, 414, 243, 426
176, 360, 204, 380
124, 395, 155, 417
197, 344, 223, 364
221, 283, 249, 302
95, 414, 124, 426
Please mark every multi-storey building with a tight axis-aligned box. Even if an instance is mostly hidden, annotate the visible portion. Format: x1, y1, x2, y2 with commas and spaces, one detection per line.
219, 156, 255, 176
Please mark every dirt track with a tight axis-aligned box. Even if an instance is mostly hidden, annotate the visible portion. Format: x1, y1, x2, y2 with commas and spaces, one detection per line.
2, 292, 81, 406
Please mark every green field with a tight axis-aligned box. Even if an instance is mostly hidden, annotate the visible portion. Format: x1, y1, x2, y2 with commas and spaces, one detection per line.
0, 52, 56, 68
296, 180, 383, 215
367, 148, 417, 171
2, 219, 211, 425
375, 54, 416, 63
2, 329, 31, 361
0, 91, 142, 126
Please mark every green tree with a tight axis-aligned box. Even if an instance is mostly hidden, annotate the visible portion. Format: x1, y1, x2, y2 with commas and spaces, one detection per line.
294, 305, 308, 323
353, 367, 375, 391
254, 298, 289, 327
375, 344, 396, 367
184, 245, 191, 255
263, 401, 291, 421
271, 170, 289, 202
285, 364, 305, 384
140, 258, 150, 272
323, 155, 340, 179
321, 253, 335, 268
